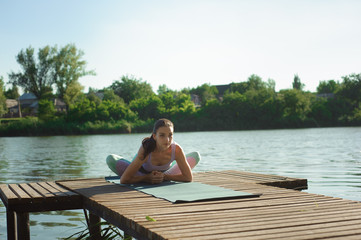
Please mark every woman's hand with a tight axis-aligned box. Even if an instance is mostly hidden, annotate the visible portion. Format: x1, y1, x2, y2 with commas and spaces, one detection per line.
147, 171, 164, 184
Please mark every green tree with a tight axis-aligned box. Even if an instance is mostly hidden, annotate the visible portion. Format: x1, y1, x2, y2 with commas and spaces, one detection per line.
337, 73, 361, 104
189, 83, 218, 106
349, 103, 361, 123
198, 98, 225, 130
279, 89, 313, 126
4, 83, 20, 99
229, 82, 248, 94
172, 93, 196, 116
130, 95, 164, 120
67, 97, 96, 122
9, 46, 56, 100
317, 80, 339, 94
247, 74, 266, 91
63, 81, 85, 107
157, 84, 173, 95
222, 91, 248, 129
110, 75, 154, 103
292, 74, 304, 90
54, 44, 95, 100
102, 88, 123, 103
336, 73, 361, 123
0, 76, 7, 117
266, 78, 276, 92
310, 98, 333, 126
87, 88, 102, 105
228, 74, 267, 94
38, 99, 56, 121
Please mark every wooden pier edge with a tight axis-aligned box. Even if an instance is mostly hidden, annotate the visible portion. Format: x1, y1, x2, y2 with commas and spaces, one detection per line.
0, 181, 83, 240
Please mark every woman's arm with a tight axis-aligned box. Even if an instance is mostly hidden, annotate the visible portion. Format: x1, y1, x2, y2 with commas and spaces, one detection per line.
164, 144, 193, 182
120, 147, 163, 184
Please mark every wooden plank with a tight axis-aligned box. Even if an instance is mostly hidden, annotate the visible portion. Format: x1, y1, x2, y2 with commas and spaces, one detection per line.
182, 219, 361, 240
134, 204, 361, 226
145, 208, 361, 234
136, 206, 361, 229
37, 182, 64, 195
246, 223, 361, 240
27, 182, 56, 200
47, 182, 79, 196
18, 183, 44, 203
0, 184, 19, 206
8, 184, 31, 204
156, 214, 361, 239
105, 197, 347, 217
194, 170, 308, 190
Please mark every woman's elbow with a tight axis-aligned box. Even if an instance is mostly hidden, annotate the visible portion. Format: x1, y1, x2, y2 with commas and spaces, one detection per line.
120, 176, 131, 184
184, 173, 193, 182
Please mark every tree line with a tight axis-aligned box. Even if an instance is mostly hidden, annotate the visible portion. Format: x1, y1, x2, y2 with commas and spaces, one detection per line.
1, 45, 361, 136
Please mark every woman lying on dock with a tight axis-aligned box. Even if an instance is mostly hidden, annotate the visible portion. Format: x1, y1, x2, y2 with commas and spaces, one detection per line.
106, 118, 200, 184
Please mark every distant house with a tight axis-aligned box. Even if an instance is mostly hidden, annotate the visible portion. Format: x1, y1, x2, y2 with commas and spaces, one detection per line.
54, 98, 67, 112
214, 84, 231, 100
5, 99, 19, 117
190, 94, 201, 107
3, 93, 67, 117
316, 93, 335, 99
19, 93, 38, 114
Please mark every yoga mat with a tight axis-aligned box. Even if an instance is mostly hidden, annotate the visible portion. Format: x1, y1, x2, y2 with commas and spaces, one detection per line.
106, 176, 261, 203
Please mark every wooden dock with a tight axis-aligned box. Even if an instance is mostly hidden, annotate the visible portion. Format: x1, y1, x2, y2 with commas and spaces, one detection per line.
2, 170, 361, 239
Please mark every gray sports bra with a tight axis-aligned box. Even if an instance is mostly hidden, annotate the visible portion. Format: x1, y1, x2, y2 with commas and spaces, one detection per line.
140, 142, 176, 173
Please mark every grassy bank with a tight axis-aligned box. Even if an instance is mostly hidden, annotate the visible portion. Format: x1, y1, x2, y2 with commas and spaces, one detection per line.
0, 117, 154, 137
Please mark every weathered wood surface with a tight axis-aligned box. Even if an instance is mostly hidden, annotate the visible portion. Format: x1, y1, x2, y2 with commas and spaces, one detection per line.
0, 181, 82, 212
0, 181, 83, 240
57, 170, 361, 240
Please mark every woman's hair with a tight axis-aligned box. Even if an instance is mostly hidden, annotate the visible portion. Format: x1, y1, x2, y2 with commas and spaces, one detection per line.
142, 118, 174, 158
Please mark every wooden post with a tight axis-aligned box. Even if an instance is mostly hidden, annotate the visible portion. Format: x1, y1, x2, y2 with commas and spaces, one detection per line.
18, 96, 22, 118
6, 210, 16, 240
89, 212, 101, 240
16, 212, 30, 240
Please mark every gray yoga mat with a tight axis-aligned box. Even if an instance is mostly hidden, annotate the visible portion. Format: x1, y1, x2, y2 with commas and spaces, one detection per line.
106, 176, 261, 203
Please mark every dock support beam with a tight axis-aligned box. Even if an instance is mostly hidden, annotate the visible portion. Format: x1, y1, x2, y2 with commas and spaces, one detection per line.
89, 211, 101, 240
16, 212, 30, 240
6, 210, 16, 240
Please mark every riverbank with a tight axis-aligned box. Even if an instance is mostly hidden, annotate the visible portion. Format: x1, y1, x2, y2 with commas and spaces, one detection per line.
0, 117, 154, 137
1, 116, 359, 137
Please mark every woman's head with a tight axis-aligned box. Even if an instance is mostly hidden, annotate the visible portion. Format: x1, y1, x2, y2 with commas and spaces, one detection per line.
142, 118, 174, 158
152, 118, 174, 134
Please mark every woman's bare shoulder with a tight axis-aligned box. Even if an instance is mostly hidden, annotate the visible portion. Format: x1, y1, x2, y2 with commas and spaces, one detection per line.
136, 145, 147, 162
174, 143, 185, 156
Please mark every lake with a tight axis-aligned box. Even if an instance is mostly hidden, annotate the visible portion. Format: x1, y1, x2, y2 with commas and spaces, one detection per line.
1, 127, 361, 239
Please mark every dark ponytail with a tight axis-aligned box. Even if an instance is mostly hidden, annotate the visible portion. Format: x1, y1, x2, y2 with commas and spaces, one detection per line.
142, 135, 157, 158
142, 118, 174, 158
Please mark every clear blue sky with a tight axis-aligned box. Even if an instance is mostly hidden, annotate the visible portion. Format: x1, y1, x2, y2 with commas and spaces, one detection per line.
1, 0, 360, 93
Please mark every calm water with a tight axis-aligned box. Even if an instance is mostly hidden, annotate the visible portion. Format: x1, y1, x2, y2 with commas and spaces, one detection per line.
1, 127, 361, 239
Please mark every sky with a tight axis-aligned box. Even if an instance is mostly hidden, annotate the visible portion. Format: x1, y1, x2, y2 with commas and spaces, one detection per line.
1, 0, 361, 93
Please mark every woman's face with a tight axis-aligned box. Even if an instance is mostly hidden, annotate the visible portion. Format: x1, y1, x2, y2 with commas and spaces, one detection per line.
153, 126, 173, 151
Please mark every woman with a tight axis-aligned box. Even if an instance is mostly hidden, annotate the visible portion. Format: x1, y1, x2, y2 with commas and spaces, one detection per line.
106, 118, 200, 184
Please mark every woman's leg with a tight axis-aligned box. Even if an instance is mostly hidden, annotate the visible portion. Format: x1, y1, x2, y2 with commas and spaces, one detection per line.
106, 154, 144, 177
106, 154, 131, 177
165, 151, 201, 175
